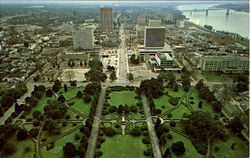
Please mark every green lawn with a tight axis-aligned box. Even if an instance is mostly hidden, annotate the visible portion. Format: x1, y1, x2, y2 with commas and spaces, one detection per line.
154, 95, 174, 113
0, 132, 35, 158
189, 90, 216, 117
163, 131, 204, 158
202, 73, 233, 82
26, 95, 56, 119
58, 87, 83, 100
41, 130, 82, 158
103, 113, 120, 120
169, 105, 191, 119
108, 91, 138, 107
211, 130, 249, 158
154, 87, 187, 115
100, 135, 147, 158
131, 111, 145, 119
41, 123, 81, 140
70, 97, 92, 116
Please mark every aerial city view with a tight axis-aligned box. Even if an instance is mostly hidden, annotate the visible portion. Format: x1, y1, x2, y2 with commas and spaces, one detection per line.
0, 0, 249, 158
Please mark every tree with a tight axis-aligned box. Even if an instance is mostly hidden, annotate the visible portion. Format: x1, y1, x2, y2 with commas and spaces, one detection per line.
88, 59, 103, 70
70, 80, 77, 88
196, 80, 204, 90
52, 84, 59, 93
131, 127, 141, 136
171, 141, 185, 155
85, 69, 107, 82
211, 101, 222, 113
83, 95, 92, 103
163, 148, 171, 158
109, 71, 117, 81
84, 82, 101, 95
64, 84, 68, 92
32, 110, 41, 120
127, 73, 134, 81
29, 128, 39, 138
226, 117, 243, 133
105, 127, 116, 137
58, 95, 66, 103
77, 91, 83, 98
130, 54, 139, 64
169, 97, 178, 106
108, 106, 117, 113
3, 143, 16, 155
63, 142, 76, 157
17, 129, 28, 141
45, 88, 53, 97
181, 111, 223, 143
198, 101, 203, 109
173, 82, 178, 92
130, 105, 138, 113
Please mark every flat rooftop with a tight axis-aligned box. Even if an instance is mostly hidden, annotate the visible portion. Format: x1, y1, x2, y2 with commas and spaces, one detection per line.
157, 53, 173, 61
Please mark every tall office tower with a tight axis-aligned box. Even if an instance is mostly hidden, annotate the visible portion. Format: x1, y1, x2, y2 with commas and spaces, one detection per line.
149, 19, 162, 27
73, 26, 95, 50
100, 7, 113, 32
137, 14, 146, 26
144, 26, 165, 48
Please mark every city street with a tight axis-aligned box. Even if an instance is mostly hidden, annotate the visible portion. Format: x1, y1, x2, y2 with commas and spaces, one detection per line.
118, 24, 128, 82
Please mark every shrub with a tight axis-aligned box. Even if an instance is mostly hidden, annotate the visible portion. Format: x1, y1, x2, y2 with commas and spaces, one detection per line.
167, 113, 172, 118
170, 121, 176, 127
105, 127, 116, 137
143, 131, 149, 136
171, 141, 185, 155
65, 115, 70, 119
190, 97, 193, 100
108, 106, 117, 113
95, 151, 103, 157
24, 146, 31, 152
142, 137, 150, 144
83, 95, 92, 103
131, 127, 142, 137
41, 138, 47, 142
190, 101, 194, 104
75, 133, 81, 140
130, 105, 138, 113
144, 149, 151, 156
162, 105, 165, 109
169, 97, 178, 106
167, 134, 173, 140
29, 128, 39, 138
3, 143, 16, 155
46, 89, 53, 97
17, 129, 28, 141
77, 91, 83, 98
156, 109, 162, 114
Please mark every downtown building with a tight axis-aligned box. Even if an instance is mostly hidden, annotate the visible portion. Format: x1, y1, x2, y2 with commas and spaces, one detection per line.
200, 56, 249, 73
100, 7, 113, 32
144, 26, 165, 49
72, 25, 95, 50
137, 14, 146, 26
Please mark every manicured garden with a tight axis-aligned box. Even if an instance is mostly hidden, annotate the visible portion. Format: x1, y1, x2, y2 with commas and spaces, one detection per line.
100, 135, 148, 158
41, 129, 83, 158
103, 86, 145, 120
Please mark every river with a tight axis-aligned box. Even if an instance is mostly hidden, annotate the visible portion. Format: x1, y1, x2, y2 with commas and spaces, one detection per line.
177, 3, 249, 39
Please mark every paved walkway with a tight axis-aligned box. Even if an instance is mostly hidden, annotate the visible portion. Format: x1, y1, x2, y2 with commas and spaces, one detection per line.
85, 86, 107, 158
142, 94, 162, 158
